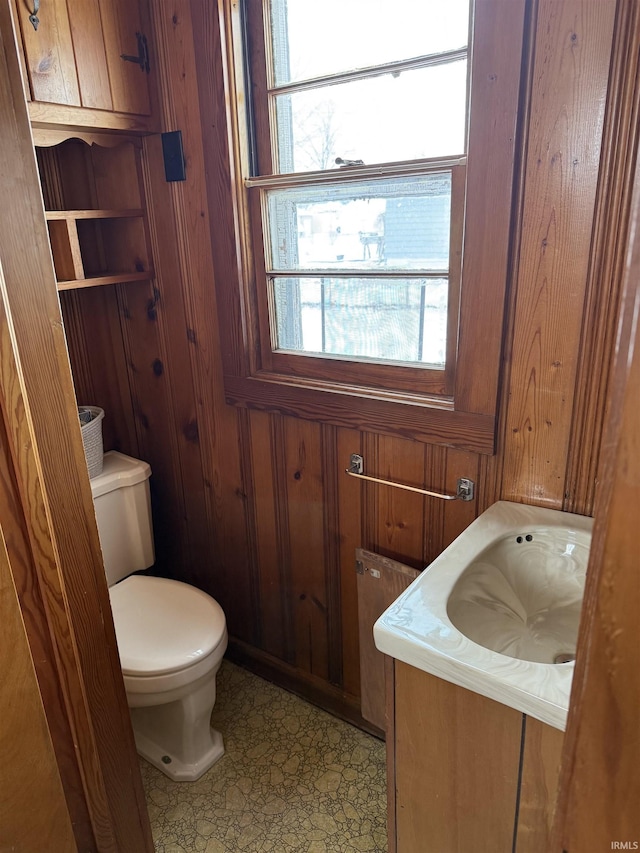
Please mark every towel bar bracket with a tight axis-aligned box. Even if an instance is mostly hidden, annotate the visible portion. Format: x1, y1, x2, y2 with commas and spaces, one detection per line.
345, 453, 475, 502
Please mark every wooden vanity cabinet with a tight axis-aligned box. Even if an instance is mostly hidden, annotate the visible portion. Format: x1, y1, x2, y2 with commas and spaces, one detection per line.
11, 0, 157, 131
386, 660, 564, 853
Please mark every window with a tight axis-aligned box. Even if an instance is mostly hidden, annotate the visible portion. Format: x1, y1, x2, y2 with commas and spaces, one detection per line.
220, 0, 528, 452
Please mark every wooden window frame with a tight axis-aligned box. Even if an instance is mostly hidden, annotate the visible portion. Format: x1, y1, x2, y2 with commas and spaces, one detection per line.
218, 0, 528, 454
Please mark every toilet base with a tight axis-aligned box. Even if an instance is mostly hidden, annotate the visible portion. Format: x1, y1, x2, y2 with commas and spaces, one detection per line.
134, 725, 224, 782
128, 662, 225, 782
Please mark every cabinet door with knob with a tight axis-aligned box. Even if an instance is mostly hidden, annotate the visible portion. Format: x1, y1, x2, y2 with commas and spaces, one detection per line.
11, 0, 155, 129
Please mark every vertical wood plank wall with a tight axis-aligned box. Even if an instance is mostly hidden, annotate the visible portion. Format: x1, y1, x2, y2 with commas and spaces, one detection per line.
58, 0, 628, 720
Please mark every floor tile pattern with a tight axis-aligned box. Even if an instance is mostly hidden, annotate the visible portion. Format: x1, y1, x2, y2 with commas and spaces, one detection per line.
140, 662, 387, 852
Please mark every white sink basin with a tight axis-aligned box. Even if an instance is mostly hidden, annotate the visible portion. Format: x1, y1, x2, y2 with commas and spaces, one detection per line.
374, 501, 593, 730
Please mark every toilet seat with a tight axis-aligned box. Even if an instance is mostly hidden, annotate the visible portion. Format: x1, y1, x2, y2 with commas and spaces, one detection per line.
109, 575, 227, 691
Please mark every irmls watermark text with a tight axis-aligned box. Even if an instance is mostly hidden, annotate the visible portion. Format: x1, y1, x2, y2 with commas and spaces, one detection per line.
611, 843, 639, 849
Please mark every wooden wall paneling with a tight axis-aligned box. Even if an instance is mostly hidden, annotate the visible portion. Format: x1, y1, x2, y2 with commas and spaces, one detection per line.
394, 662, 522, 853
336, 426, 364, 698
553, 145, 640, 853
320, 423, 343, 687
149, 0, 255, 637
12, 0, 80, 106
115, 279, 193, 577
515, 717, 564, 853
0, 412, 93, 851
284, 417, 329, 679
246, 410, 291, 661
65, 0, 112, 110
140, 134, 218, 590
61, 288, 140, 455
563, 0, 640, 517
423, 443, 447, 565
364, 434, 426, 567
501, 0, 617, 507
98, 0, 151, 116
0, 9, 152, 847
0, 510, 76, 853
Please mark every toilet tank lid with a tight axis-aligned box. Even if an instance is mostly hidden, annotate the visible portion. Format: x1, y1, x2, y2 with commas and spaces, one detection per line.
90, 451, 151, 499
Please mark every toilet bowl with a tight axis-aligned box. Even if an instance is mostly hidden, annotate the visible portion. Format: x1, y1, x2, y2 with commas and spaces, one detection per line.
91, 451, 228, 782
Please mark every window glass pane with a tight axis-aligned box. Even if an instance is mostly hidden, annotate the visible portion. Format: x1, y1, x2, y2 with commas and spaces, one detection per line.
273, 277, 448, 367
274, 61, 467, 172
267, 174, 451, 273
270, 0, 471, 85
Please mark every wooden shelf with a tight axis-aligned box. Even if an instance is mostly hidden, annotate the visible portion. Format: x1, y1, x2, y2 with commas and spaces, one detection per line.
56, 271, 153, 292
45, 209, 145, 221
44, 207, 150, 291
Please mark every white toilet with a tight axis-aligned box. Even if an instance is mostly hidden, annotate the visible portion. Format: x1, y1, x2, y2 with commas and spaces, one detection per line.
90, 451, 228, 782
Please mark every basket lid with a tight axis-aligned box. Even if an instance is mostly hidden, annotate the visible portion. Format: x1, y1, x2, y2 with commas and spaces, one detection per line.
90, 451, 151, 499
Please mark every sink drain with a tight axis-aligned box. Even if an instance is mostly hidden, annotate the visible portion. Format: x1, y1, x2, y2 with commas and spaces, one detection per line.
554, 652, 576, 664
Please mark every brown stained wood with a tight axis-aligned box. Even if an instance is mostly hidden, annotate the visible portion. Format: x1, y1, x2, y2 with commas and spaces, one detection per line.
0, 516, 76, 853
57, 270, 152, 291
66, 0, 112, 110
284, 417, 329, 679
366, 435, 427, 567
98, 0, 151, 116
225, 374, 496, 453
320, 423, 342, 687
336, 427, 363, 698
149, 0, 254, 637
246, 411, 288, 659
501, 0, 617, 508
140, 133, 215, 586
60, 287, 139, 455
563, 0, 640, 517
355, 550, 419, 730
553, 137, 640, 853
385, 657, 397, 853
28, 99, 159, 132
455, 0, 526, 417
394, 662, 522, 853
0, 8, 152, 848
0, 414, 93, 851
47, 217, 84, 282
515, 718, 564, 853
13, 0, 80, 106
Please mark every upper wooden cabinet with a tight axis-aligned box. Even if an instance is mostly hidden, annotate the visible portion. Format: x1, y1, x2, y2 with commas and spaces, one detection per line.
11, 0, 158, 131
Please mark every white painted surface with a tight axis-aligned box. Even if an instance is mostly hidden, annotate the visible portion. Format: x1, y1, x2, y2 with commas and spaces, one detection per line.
374, 501, 593, 730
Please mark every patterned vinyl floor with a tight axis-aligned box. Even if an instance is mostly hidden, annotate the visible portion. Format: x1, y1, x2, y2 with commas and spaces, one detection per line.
140, 661, 387, 852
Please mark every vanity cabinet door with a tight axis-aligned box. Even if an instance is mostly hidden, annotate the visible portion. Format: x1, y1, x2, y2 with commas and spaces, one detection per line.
12, 0, 152, 117
388, 661, 565, 853
393, 662, 522, 853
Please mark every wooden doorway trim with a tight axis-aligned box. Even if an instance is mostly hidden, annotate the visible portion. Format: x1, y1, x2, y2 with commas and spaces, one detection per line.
552, 156, 640, 848
0, 3, 152, 850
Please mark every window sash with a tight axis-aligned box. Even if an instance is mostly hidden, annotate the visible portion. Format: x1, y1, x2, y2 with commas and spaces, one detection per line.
248, 164, 465, 397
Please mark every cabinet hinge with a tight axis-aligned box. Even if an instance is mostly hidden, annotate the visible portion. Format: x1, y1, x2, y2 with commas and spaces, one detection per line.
121, 32, 150, 73
355, 559, 364, 575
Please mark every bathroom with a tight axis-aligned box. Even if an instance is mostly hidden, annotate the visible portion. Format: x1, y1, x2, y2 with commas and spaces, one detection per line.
0, 0, 637, 851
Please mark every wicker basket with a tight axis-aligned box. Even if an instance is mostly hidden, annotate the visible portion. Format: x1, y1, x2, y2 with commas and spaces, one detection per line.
78, 406, 104, 479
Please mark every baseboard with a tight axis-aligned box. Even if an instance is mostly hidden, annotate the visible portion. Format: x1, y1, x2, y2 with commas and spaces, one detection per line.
226, 638, 385, 740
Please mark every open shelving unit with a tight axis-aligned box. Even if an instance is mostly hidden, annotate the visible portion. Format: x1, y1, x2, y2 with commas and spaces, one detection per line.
45, 208, 152, 291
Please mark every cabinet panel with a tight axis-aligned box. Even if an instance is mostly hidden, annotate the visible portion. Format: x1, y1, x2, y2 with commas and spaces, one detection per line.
516, 717, 564, 852
66, 0, 112, 110
393, 662, 522, 853
14, 0, 80, 106
99, 0, 151, 116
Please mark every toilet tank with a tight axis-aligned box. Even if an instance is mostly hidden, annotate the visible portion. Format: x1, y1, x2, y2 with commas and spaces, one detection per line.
90, 451, 155, 586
